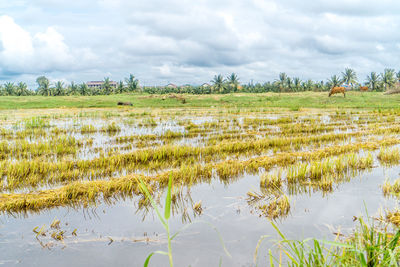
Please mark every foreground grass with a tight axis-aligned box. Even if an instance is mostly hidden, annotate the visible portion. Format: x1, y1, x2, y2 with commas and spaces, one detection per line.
0, 91, 399, 109
264, 217, 400, 267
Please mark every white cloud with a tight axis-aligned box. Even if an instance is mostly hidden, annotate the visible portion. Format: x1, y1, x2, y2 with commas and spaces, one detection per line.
2, 0, 400, 86
0, 15, 97, 78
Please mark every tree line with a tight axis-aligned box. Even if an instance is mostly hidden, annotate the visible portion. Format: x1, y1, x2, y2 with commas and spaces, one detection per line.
143, 68, 400, 94
0, 74, 139, 96
0, 68, 399, 96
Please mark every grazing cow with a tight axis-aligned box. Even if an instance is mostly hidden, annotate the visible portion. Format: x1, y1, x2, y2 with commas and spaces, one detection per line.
117, 101, 133, 106
329, 87, 346, 97
360, 86, 368, 92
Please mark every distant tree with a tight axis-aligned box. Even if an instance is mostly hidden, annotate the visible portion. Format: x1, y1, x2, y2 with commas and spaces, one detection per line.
366, 72, 381, 91
125, 74, 139, 92
314, 81, 325, 92
276, 73, 287, 93
211, 74, 226, 93
286, 77, 293, 91
36, 76, 50, 96
68, 82, 79, 95
381, 68, 396, 91
293, 77, 302, 91
396, 70, 400, 82
341, 68, 357, 88
302, 79, 314, 91
79, 83, 89, 96
4, 82, 15, 95
227, 73, 239, 92
327, 75, 343, 88
103, 77, 112, 95
116, 81, 125, 94
16, 82, 29, 96
54, 81, 65, 96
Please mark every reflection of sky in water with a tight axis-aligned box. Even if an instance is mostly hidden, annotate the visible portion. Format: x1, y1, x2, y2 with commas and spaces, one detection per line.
0, 165, 397, 266
1, 112, 400, 265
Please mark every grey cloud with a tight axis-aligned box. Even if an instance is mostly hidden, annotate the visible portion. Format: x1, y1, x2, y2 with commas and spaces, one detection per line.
1, 0, 400, 86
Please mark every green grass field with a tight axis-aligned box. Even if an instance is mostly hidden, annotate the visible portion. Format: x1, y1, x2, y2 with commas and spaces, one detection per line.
0, 91, 399, 110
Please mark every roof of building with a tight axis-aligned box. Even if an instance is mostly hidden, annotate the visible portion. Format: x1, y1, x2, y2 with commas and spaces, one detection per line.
87, 81, 117, 85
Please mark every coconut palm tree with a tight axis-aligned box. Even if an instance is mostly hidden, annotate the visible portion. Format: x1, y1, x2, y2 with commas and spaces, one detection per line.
366, 72, 381, 91
341, 68, 357, 89
54, 81, 65, 96
116, 81, 125, 94
227, 73, 239, 92
36, 76, 50, 96
327, 75, 343, 88
286, 77, 293, 91
125, 74, 139, 92
275, 73, 287, 93
68, 82, 79, 95
79, 83, 89, 96
381, 68, 396, 91
211, 74, 226, 93
303, 79, 314, 91
293, 77, 302, 92
396, 70, 400, 82
4, 82, 15, 95
16, 82, 29, 96
102, 77, 112, 95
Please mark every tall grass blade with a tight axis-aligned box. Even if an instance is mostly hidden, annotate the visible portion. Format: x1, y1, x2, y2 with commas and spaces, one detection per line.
164, 174, 172, 220
137, 177, 167, 228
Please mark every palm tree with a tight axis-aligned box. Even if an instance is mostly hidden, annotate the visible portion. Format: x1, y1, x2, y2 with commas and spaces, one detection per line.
286, 77, 293, 91
327, 75, 343, 88
396, 70, 400, 82
125, 74, 139, 92
16, 82, 29, 96
68, 82, 78, 95
366, 72, 381, 91
36, 76, 50, 96
4, 82, 15, 95
275, 73, 287, 93
116, 81, 125, 94
381, 69, 396, 91
293, 77, 301, 92
211, 74, 226, 93
341, 68, 357, 89
303, 79, 314, 91
103, 77, 112, 95
79, 83, 89, 96
54, 81, 65, 96
227, 73, 239, 92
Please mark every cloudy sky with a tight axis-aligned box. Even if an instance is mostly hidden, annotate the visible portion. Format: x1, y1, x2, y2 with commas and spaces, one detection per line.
0, 0, 399, 88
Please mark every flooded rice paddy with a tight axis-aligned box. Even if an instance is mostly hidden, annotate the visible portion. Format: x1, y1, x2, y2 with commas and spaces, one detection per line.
1, 107, 400, 266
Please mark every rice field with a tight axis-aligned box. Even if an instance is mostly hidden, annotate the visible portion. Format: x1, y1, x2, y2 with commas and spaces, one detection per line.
1, 106, 400, 266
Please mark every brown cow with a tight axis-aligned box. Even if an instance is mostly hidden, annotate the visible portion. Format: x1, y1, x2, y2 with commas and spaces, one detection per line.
329, 87, 346, 97
360, 86, 368, 92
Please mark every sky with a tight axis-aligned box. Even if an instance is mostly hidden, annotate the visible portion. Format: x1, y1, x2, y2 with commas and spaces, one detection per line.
0, 0, 400, 88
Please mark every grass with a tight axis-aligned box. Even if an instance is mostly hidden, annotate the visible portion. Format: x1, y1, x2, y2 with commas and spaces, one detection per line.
261, 217, 400, 266
0, 92, 400, 110
378, 147, 400, 165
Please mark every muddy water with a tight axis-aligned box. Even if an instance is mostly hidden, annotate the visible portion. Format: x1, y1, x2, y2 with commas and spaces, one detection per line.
1, 112, 399, 266
0, 164, 398, 266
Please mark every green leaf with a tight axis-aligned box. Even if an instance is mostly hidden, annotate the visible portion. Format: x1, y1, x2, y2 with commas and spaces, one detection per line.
389, 230, 400, 250
144, 251, 169, 267
164, 174, 172, 220
144, 252, 154, 267
137, 177, 167, 229
268, 249, 275, 267
320, 240, 354, 249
